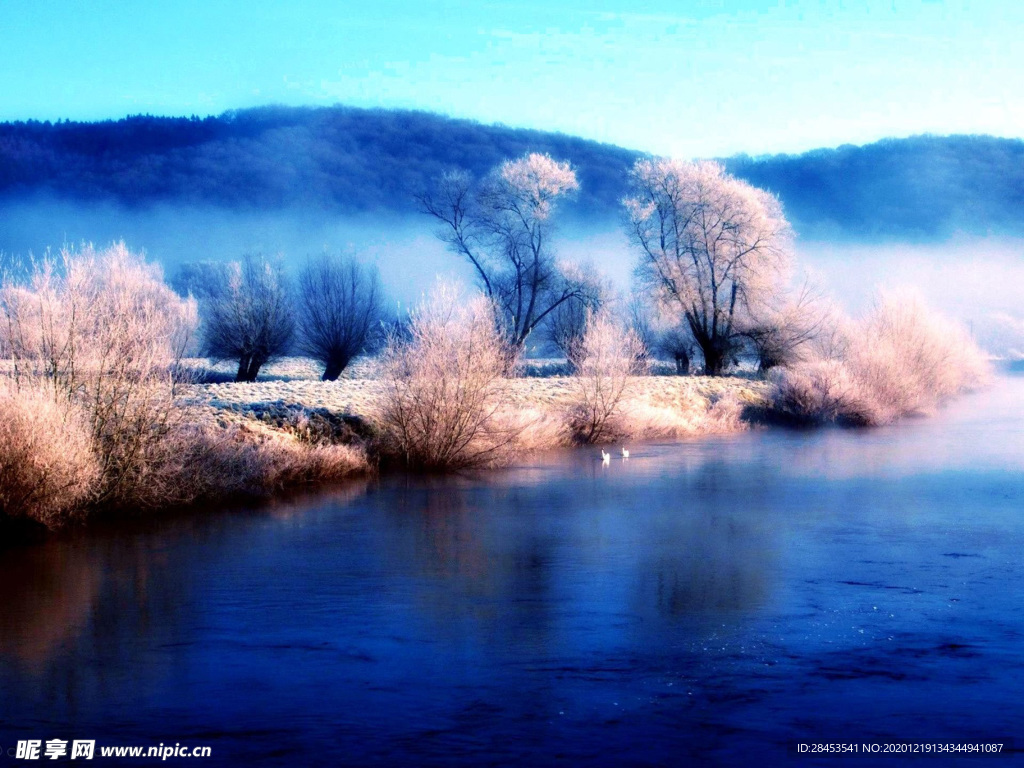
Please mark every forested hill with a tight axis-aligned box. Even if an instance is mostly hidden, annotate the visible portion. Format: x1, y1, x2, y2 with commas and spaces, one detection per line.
1, 105, 1022, 239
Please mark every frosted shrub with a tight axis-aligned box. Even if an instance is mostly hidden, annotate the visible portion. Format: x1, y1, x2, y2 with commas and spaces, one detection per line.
768, 360, 873, 425
770, 291, 990, 425
850, 291, 990, 421
1, 243, 199, 513
379, 283, 516, 469
171, 422, 369, 504
0, 384, 99, 527
568, 309, 647, 443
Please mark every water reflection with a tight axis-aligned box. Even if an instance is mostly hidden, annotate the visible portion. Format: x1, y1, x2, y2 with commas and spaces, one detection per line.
0, 375, 1021, 765
0, 543, 103, 670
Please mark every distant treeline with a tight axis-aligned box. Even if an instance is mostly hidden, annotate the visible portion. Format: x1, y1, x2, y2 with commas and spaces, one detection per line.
1, 105, 1022, 238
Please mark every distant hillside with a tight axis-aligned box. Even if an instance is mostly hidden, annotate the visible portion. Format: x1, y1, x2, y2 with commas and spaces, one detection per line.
0, 106, 639, 218
1, 105, 1022, 238
725, 135, 1024, 239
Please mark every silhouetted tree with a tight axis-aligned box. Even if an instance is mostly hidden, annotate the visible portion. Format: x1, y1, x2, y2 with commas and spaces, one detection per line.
297, 253, 384, 380
201, 254, 294, 382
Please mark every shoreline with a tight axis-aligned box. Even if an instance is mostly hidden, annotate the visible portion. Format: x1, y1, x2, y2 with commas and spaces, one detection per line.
188, 366, 772, 464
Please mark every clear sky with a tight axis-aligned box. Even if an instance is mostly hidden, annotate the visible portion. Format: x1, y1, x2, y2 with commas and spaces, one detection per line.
1, 0, 1021, 157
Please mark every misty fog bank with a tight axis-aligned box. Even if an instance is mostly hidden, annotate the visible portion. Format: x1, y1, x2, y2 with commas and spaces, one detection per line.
1, 198, 1020, 356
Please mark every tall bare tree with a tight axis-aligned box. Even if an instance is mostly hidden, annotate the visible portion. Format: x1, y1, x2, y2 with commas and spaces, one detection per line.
624, 159, 792, 375
420, 152, 587, 354
297, 253, 384, 380
201, 254, 295, 382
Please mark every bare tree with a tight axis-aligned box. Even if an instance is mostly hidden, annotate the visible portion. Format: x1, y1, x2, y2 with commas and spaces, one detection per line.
420, 152, 587, 355
624, 159, 792, 375
627, 294, 693, 375
297, 253, 384, 380
201, 254, 295, 382
543, 262, 609, 368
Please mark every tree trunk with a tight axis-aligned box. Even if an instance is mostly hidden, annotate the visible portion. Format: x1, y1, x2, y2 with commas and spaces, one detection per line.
235, 355, 251, 382
235, 355, 264, 382
322, 356, 349, 382
698, 338, 729, 376
674, 350, 690, 375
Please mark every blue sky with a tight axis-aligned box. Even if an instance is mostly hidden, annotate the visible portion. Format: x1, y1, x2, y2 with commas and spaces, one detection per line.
2, 0, 1021, 157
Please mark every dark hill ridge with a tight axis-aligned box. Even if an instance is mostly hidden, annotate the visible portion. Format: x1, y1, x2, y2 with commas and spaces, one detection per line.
1, 105, 1022, 238
0, 106, 640, 217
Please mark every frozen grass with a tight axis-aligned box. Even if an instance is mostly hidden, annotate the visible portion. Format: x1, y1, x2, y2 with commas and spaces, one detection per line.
189, 373, 768, 457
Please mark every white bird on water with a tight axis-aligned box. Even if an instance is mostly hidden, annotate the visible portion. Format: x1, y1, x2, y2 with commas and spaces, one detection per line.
621, 447, 630, 459
601, 450, 611, 464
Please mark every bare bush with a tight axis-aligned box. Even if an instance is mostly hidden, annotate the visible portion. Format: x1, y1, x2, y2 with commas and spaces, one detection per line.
297, 253, 385, 381
568, 309, 647, 443
201, 254, 295, 382
1, 243, 200, 511
378, 283, 516, 469
0, 384, 99, 527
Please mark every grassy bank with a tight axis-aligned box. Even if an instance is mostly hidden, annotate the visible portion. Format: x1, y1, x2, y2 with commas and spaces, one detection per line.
189, 359, 768, 468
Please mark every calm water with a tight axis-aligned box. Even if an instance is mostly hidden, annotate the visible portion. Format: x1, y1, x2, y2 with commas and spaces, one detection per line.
1, 374, 1022, 766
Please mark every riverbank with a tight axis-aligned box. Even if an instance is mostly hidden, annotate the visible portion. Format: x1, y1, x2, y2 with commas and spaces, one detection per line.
0, 355, 771, 534
187, 357, 771, 461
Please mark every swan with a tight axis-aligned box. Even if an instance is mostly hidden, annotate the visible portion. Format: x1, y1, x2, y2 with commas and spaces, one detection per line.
621, 448, 630, 459
601, 450, 611, 464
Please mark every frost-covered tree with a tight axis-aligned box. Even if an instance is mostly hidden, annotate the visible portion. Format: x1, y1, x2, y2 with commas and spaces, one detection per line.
421, 152, 588, 353
624, 159, 792, 375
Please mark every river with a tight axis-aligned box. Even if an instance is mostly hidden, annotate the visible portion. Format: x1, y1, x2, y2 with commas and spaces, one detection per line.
1, 372, 1021, 765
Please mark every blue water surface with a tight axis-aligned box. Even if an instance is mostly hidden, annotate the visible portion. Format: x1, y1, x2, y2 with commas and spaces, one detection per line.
1, 374, 1022, 766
